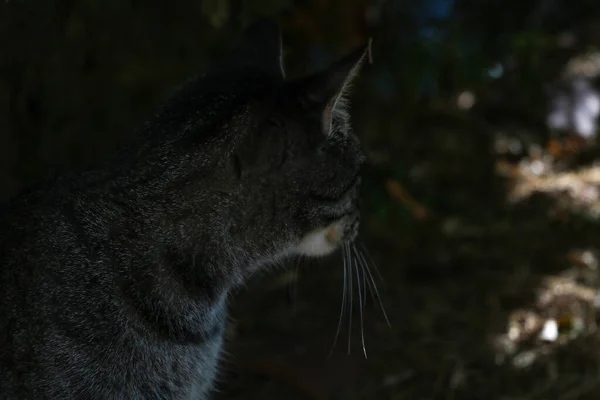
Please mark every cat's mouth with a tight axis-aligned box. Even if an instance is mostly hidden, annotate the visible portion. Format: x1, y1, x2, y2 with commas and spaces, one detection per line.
295, 176, 361, 258
293, 174, 361, 257
294, 211, 360, 257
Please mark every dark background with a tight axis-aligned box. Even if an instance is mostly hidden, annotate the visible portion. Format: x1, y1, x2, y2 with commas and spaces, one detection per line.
3, 0, 600, 398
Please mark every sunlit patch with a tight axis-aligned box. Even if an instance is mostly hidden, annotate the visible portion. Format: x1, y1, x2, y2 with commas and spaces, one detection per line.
499, 158, 600, 217
493, 123, 600, 217
487, 73, 600, 368
456, 90, 476, 110
487, 62, 504, 79
564, 50, 600, 79
492, 249, 600, 368
547, 78, 600, 138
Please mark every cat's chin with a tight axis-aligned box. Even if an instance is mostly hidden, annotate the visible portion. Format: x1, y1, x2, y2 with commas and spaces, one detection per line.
293, 216, 355, 257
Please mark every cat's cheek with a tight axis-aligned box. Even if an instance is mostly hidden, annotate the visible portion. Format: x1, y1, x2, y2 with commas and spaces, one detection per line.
293, 221, 344, 257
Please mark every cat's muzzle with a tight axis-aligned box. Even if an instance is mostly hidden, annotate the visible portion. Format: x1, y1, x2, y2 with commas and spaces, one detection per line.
294, 179, 361, 257
325, 210, 360, 244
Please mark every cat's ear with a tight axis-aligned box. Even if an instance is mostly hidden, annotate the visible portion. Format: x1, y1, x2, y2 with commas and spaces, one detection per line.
298, 44, 369, 136
225, 18, 285, 78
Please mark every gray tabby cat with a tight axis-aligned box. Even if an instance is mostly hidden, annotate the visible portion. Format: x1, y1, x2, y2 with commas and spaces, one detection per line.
0, 19, 366, 399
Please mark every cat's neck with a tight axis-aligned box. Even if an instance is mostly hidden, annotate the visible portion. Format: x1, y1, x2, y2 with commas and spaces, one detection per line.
77, 161, 244, 272
52, 161, 247, 342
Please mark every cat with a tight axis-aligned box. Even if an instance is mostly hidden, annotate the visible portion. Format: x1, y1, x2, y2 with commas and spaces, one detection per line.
0, 19, 367, 399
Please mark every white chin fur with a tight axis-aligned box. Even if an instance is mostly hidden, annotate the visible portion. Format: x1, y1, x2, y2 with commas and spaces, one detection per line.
294, 221, 344, 257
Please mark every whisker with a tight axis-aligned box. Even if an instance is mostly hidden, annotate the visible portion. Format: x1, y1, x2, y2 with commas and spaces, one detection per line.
359, 255, 378, 306
354, 245, 391, 327
353, 245, 367, 358
346, 241, 353, 355
290, 256, 301, 314
359, 241, 385, 284
329, 242, 348, 358
354, 245, 377, 305
361, 254, 368, 310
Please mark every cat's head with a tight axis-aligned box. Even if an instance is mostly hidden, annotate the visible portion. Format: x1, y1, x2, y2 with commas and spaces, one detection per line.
150, 19, 367, 266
